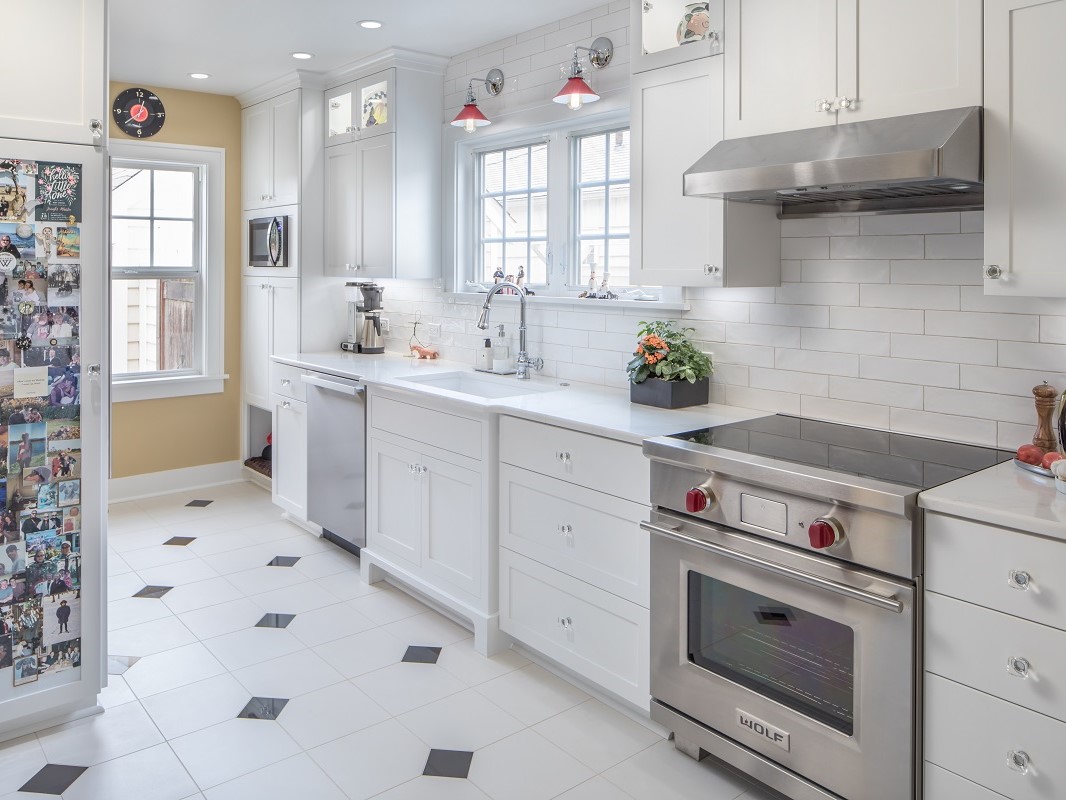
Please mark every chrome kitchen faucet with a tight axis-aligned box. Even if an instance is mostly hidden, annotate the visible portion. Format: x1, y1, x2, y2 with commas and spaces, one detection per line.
476, 282, 543, 380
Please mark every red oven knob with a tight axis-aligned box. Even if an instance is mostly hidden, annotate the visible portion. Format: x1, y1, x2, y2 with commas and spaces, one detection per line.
808, 518, 844, 549
686, 487, 713, 513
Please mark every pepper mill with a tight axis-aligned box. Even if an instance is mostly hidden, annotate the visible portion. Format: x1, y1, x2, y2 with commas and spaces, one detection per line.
1033, 381, 1058, 450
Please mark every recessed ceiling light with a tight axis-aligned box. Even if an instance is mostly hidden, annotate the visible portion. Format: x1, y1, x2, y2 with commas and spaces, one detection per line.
291, 52, 314, 60
189, 73, 210, 80
358, 20, 383, 29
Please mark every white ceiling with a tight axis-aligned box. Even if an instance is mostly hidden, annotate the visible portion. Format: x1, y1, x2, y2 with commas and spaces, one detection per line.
110, 0, 609, 97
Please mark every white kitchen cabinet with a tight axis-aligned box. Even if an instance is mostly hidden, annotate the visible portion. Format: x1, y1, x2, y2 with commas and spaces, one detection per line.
368, 437, 422, 565
4, 2, 106, 146
242, 90, 300, 210
630, 57, 780, 288
324, 137, 395, 279
326, 69, 394, 144
724, 0, 982, 138
983, 0, 1066, 297
630, 0, 724, 74
271, 392, 307, 519
242, 277, 298, 410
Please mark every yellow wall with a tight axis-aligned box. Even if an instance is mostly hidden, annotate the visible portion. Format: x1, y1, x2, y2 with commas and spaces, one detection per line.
108, 84, 242, 478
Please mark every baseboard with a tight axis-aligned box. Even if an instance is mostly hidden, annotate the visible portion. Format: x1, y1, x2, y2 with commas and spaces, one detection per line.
109, 460, 247, 502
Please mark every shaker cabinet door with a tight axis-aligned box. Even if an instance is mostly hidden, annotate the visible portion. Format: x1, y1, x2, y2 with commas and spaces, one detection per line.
368, 438, 422, 566
355, 135, 396, 279
241, 279, 271, 409
421, 450, 482, 600
324, 142, 360, 277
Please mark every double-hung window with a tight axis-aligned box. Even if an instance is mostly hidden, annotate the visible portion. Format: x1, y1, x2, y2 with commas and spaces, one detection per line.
109, 142, 225, 402
466, 120, 632, 294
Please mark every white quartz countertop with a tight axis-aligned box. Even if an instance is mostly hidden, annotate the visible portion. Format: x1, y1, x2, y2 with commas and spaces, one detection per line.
920, 460, 1066, 541
273, 351, 767, 445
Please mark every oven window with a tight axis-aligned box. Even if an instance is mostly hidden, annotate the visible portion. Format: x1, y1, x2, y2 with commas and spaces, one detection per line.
687, 572, 855, 735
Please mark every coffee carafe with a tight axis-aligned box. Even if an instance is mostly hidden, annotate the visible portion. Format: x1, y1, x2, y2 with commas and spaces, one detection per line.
360, 310, 385, 354
341, 281, 386, 353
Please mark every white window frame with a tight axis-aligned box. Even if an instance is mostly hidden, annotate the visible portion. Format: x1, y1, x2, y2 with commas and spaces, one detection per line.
571, 125, 632, 289
109, 142, 227, 403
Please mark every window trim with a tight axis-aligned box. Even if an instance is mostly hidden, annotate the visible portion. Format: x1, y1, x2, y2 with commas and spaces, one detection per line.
570, 124, 632, 290
109, 142, 227, 403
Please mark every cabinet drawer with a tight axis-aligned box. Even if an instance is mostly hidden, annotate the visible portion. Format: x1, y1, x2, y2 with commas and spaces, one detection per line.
926, 513, 1066, 631
926, 592, 1066, 724
926, 673, 1066, 800
499, 417, 649, 503
499, 549, 649, 708
500, 465, 649, 607
271, 363, 307, 402
370, 394, 482, 461
925, 762, 1007, 800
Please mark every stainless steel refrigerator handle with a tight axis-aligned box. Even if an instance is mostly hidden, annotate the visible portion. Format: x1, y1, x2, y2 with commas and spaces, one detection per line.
300, 374, 365, 396
640, 521, 905, 614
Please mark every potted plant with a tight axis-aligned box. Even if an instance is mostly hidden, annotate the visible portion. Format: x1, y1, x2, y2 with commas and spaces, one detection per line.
626, 320, 713, 408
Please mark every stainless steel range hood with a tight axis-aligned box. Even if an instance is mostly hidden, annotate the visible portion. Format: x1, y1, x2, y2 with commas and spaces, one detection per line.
684, 107, 982, 217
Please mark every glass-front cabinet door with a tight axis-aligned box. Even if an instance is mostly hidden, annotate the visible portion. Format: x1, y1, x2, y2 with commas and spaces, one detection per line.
632, 0, 724, 73
325, 69, 394, 145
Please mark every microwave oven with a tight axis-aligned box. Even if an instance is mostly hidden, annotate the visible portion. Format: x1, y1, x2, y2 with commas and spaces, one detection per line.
249, 215, 287, 268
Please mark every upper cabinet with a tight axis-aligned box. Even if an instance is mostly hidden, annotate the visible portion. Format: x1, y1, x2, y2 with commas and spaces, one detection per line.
631, 0, 724, 73
326, 69, 394, 145
5, 1, 106, 146
630, 57, 780, 288
724, 0, 982, 139
325, 137, 396, 279
242, 90, 301, 210
983, 0, 1066, 297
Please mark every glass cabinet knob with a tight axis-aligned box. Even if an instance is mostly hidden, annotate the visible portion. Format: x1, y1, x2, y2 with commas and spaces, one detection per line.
1007, 656, 1031, 678
1009, 570, 1032, 590
1007, 750, 1031, 774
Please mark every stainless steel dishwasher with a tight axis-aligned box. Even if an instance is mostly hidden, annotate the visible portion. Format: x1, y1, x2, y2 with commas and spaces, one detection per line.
301, 372, 366, 553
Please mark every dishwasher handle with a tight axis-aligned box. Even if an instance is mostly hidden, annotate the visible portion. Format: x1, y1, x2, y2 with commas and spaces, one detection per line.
301, 373, 365, 396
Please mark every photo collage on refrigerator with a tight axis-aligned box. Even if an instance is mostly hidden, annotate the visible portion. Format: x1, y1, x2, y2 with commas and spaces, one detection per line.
0, 157, 84, 687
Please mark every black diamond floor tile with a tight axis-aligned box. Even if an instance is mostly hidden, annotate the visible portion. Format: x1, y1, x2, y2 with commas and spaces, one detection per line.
132, 585, 173, 599
107, 655, 141, 675
163, 536, 197, 546
20, 764, 88, 795
403, 645, 443, 664
238, 697, 289, 720
423, 749, 473, 779
256, 613, 296, 629
267, 556, 300, 567
185, 499, 214, 507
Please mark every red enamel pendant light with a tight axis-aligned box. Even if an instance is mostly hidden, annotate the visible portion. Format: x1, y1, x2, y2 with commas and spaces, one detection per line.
552, 37, 613, 112
450, 68, 505, 133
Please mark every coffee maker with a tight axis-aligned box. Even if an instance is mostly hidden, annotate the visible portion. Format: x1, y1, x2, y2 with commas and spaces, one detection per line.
341, 282, 386, 354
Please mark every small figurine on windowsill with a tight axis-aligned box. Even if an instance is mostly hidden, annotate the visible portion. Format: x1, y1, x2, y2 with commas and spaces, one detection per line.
492, 267, 504, 285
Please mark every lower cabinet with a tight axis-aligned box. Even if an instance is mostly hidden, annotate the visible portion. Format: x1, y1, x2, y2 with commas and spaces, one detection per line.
271, 392, 307, 520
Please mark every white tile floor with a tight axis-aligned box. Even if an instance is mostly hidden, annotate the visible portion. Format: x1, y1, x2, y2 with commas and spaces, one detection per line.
0, 482, 780, 800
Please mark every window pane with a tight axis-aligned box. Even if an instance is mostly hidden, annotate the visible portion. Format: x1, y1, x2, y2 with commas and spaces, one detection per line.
111, 168, 151, 217
530, 192, 548, 238
505, 148, 529, 191
111, 219, 151, 268
608, 130, 631, 181
607, 239, 630, 285
483, 151, 504, 194
579, 240, 606, 285
482, 243, 503, 283
110, 278, 196, 375
153, 170, 194, 218
609, 185, 630, 235
504, 241, 527, 279
152, 221, 195, 268
504, 195, 529, 238
528, 244, 549, 285
580, 135, 607, 183
579, 187, 607, 236
530, 144, 548, 189
481, 196, 504, 239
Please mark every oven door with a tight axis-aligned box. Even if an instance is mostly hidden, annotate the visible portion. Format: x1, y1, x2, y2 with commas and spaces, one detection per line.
646, 511, 914, 800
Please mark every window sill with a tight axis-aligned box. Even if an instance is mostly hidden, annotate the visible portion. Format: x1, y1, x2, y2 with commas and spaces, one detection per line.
443, 293, 689, 312
112, 373, 229, 403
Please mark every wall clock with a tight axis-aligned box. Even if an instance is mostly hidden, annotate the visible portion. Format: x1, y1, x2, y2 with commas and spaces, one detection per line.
112, 88, 166, 138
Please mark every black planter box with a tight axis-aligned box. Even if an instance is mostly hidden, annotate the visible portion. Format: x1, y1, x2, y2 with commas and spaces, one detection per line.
630, 376, 709, 409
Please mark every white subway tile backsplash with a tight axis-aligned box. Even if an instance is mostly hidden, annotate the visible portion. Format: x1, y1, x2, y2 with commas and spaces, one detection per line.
801, 259, 890, 284
860, 212, 960, 236
831, 235, 924, 260
725, 323, 801, 348
775, 348, 859, 377
960, 286, 1066, 315
891, 334, 997, 366
890, 260, 982, 286
1041, 316, 1066, 344
924, 387, 1035, 426
998, 340, 1066, 372
959, 365, 1066, 398
776, 283, 860, 307
829, 376, 924, 410
859, 356, 959, 389
925, 233, 982, 260
802, 328, 890, 356
749, 304, 829, 328
891, 408, 998, 447
686, 300, 750, 323
708, 342, 776, 368
925, 311, 1039, 342
725, 385, 802, 415
829, 306, 925, 334
781, 217, 859, 238
781, 237, 830, 260
749, 367, 829, 397
998, 422, 1035, 450
710, 363, 749, 387
801, 396, 891, 429
960, 211, 984, 233
781, 260, 802, 282
860, 284, 960, 311
554, 311, 608, 332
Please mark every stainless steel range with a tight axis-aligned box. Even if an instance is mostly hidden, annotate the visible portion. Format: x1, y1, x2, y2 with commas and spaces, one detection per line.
642, 415, 1011, 800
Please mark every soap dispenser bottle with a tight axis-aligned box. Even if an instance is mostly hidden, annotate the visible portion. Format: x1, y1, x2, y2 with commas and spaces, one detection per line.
476, 337, 492, 371
493, 324, 510, 373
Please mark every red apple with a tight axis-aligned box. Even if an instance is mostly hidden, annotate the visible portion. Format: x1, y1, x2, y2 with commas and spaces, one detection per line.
1042, 451, 1064, 470
1017, 444, 1046, 465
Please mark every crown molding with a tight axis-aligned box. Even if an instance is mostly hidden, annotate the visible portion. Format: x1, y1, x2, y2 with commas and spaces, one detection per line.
237, 69, 328, 108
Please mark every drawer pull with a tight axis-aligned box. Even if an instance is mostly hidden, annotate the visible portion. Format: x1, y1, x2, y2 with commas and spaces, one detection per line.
281, 401, 291, 409
281, 379, 291, 387
1008, 570, 1032, 590
557, 616, 573, 630
558, 524, 573, 538
1007, 657, 1031, 678
556, 451, 572, 464
1007, 750, 1031, 775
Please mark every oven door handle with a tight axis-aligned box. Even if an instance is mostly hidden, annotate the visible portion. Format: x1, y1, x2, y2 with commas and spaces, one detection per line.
641, 521, 905, 614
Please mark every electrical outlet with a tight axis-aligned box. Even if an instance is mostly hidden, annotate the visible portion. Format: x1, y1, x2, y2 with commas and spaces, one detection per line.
379, 317, 391, 333
424, 322, 442, 338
